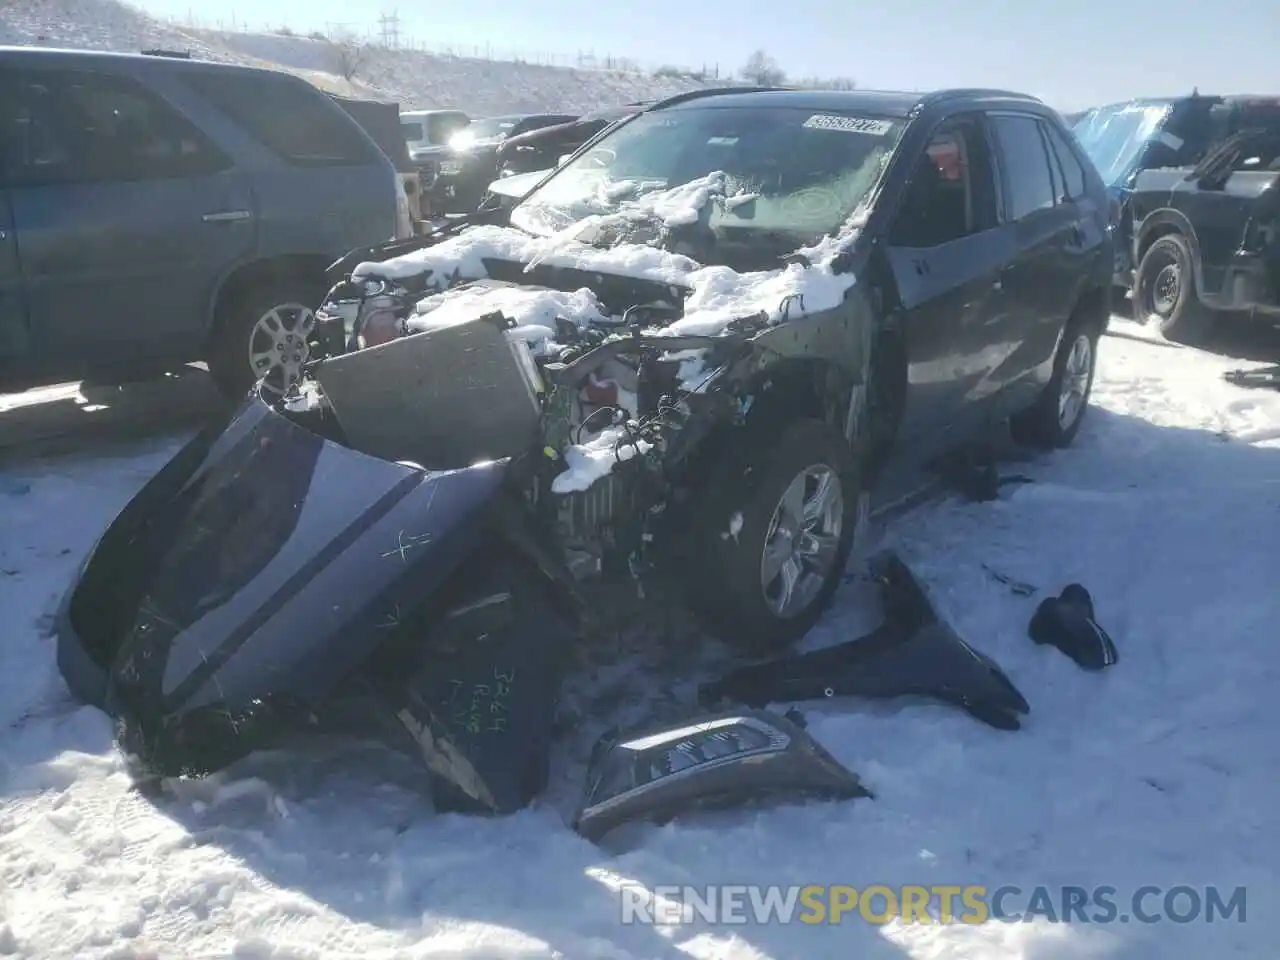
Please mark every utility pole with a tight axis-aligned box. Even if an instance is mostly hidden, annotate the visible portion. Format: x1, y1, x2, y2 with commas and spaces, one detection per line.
378, 11, 400, 49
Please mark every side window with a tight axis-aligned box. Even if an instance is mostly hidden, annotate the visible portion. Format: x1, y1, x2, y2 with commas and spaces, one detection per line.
1231, 109, 1280, 170
888, 116, 998, 248
989, 114, 1056, 220
13, 68, 229, 186
1043, 123, 1087, 201
184, 70, 379, 167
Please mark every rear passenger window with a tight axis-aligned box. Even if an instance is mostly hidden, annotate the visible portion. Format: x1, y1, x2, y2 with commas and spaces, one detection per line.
185, 71, 379, 167
12, 68, 229, 186
1044, 123, 1087, 200
990, 114, 1056, 220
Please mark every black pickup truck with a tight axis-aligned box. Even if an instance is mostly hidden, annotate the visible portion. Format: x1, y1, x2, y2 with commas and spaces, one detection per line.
1128, 109, 1280, 340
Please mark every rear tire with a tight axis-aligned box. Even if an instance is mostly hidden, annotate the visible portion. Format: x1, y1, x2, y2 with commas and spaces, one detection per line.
685, 418, 861, 652
1133, 233, 1214, 342
207, 279, 322, 402
1010, 313, 1100, 450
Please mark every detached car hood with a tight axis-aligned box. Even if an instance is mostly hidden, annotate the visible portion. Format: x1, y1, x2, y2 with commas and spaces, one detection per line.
56, 394, 506, 774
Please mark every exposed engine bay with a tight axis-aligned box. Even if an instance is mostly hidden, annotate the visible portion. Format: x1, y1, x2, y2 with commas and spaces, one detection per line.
291, 260, 780, 589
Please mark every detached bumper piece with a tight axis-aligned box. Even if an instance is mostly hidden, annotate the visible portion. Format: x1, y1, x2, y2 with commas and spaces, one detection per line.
699, 550, 1031, 731
572, 707, 869, 844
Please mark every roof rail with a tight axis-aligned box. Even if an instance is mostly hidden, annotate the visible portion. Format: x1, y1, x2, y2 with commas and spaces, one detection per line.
644, 85, 792, 111
140, 48, 192, 59
925, 87, 1042, 106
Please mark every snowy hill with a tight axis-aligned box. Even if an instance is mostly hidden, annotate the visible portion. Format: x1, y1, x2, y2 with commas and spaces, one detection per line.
0, 0, 722, 113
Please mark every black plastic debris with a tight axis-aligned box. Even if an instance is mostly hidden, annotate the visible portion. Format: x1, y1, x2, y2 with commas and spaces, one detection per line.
699, 550, 1031, 730
391, 563, 570, 815
1028, 583, 1118, 671
936, 448, 1035, 503
1223, 364, 1280, 391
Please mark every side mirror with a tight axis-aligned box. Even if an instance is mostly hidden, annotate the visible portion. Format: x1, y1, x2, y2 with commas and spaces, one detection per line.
571, 707, 869, 844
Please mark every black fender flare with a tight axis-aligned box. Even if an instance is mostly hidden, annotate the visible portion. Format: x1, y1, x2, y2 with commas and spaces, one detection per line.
1134, 207, 1207, 297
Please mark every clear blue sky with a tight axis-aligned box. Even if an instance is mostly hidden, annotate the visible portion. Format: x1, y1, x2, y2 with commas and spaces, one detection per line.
129, 0, 1277, 111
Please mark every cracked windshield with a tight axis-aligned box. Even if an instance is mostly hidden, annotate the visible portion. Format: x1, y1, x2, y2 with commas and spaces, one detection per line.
511, 107, 902, 262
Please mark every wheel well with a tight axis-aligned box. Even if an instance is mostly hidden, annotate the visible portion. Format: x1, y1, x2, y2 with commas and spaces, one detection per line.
672, 359, 847, 490
742, 359, 849, 438
1136, 222, 1182, 267
1073, 284, 1111, 335
209, 255, 331, 344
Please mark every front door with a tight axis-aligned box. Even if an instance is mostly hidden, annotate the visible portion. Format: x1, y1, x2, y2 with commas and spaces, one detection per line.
883, 114, 1016, 453
9, 64, 255, 370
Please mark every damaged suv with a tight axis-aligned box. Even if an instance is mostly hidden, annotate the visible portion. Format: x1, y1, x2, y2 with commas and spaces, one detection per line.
55, 88, 1113, 821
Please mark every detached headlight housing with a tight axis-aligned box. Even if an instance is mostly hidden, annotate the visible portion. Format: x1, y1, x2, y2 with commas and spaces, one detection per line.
572, 708, 869, 843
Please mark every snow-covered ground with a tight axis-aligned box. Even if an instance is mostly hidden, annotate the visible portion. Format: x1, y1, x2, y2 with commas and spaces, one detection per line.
2, 319, 1278, 959
0, 0, 719, 114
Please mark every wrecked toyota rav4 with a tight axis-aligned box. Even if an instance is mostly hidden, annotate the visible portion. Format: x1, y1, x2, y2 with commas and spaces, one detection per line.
55, 88, 1112, 833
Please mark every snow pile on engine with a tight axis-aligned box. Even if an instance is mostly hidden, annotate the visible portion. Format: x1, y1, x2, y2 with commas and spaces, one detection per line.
407, 285, 613, 356
352, 174, 859, 342
351, 222, 700, 288
549, 428, 651, 494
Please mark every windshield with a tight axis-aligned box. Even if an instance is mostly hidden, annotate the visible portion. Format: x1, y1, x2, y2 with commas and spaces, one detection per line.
509, 105, 903, 256
1072, 102, 1172, 186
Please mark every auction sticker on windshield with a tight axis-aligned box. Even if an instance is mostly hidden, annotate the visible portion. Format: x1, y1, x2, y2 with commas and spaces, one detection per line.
803, 115, 894, 135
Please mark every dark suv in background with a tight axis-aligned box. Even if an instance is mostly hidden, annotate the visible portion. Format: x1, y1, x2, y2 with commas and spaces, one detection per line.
0, 48, 404, 400
426, 112, 577, 214
1071, 92, 1280, 287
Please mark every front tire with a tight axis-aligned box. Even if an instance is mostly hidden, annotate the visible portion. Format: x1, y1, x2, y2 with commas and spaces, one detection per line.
207, 279, 321, 401
1010, 314, 1100, 449
1133, 233, 1213, 342
685, 418, 861, 652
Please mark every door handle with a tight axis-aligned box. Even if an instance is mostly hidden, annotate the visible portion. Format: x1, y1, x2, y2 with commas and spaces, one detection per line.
202, 210, 253, 223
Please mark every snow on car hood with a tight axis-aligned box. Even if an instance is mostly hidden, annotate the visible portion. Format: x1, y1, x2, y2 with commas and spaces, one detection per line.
352, 173, 860, 341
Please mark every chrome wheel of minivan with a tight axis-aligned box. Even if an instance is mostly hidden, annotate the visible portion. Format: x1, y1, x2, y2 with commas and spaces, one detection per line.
248, 303, 316, 395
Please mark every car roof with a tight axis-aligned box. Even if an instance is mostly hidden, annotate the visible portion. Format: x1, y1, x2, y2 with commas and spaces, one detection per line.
0, 45, 289, 81
652, 87, 1046, 119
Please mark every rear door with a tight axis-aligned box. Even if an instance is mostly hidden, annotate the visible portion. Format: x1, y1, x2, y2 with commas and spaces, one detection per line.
0, 68, 29, 374
883, 112, 1016, 450
986, 112, 1077, 410
8, 63, 256, 368
179, 69, 399, 256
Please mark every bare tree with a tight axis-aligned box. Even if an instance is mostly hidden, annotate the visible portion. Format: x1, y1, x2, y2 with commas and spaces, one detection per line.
739, 49, 786, 86
325, 36, 371, 81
